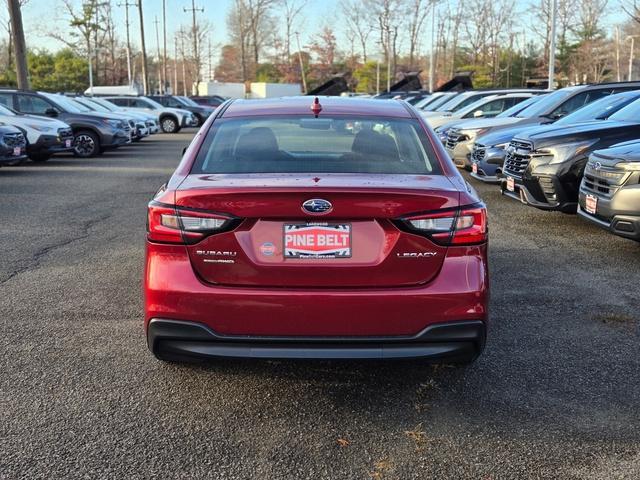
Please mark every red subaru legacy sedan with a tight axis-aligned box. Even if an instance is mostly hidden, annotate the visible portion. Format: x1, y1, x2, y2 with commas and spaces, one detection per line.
145, 96, 489, 363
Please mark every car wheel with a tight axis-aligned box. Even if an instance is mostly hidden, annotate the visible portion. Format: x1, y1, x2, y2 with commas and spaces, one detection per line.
161, 116, 179, 133
192, 115, 203, 128
73, 131, 101, 157
29, 152, 51, 162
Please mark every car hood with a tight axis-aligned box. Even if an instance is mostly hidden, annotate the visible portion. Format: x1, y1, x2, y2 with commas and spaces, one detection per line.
117, 109, 155, 121
164, 107, 191, 116
447, 116, 524, 130
16, 114, 70, 129
591, 139, 640, 162
517, 120, 640, 149
81, 111, 128, 122
0, 124, 22, 134
476, 124, 545, 147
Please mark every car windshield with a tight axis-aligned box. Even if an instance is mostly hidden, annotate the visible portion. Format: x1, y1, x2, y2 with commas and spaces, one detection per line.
436, 93, 495, 113
555, 92, 640, 125
607, 97, 640, 122
420, 93, 456, 110
496, 95, 544, 118
434, 94, 471, 112
76, 98, 107, 112
68, 99, 94, 112
515, 88, 577, 118
178, 96, 199, 106
455, 95, 506, 117
0, 104, 16, 116
89, 98, 118, 111
42, 93, 84, 113
143, 97, 164, 109
192, 116, 442, 175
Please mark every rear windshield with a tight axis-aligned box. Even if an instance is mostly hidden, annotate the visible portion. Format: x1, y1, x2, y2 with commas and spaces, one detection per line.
191, 116, 442, 175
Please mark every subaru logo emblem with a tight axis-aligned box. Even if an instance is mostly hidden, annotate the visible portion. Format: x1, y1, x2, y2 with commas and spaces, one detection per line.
594, 161, 602, 171
302, 198, 332, 215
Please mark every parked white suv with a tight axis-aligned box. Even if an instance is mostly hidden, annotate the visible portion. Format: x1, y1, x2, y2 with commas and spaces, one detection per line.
103, 96, 197, 133
80, 97, 160, 135
0, 103, 74, 162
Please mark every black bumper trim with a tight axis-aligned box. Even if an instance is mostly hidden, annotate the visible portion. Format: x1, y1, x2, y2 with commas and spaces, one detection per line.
147, 318, 486, 361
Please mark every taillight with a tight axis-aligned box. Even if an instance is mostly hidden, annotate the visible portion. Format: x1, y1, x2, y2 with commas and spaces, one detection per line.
147, 201, 235, 244
401, 205, 488, 246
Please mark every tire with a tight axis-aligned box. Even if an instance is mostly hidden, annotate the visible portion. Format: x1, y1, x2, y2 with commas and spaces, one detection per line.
192, 114, 203, 128
160, 116, 180, 134
29, 152, 51, 162
73, 130, 101, 158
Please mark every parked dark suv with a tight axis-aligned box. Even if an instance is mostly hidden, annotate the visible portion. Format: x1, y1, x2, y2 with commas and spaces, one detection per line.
0, 89, 130, 157
501, 96, 640, 213
148, 95, 214, 127
449, 81, 640, 170
0, 125, 27, 167
578, 141, 640, 241
470, 90, 640, 183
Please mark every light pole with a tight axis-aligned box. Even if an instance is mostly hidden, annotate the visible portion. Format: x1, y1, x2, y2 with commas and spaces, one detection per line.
137, 0, 149, 95
8, 0, 29, 89
294, 31, 307, 94
548, 0, 557, 90
154, 16, 162, 94
118, 1, 135, 86
627, 35, 640, 81
429, 1, 436, 92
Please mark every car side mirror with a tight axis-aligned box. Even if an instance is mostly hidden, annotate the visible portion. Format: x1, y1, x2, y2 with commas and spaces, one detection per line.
45, 108, 58, 117
473, 110, 484, 118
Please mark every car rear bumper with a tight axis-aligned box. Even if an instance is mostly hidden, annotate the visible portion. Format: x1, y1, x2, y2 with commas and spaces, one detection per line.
147, 318, 486, 361
145, 243, 489, 340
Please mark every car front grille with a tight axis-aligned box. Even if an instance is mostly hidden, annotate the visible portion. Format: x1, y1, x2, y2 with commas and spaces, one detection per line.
582, 160, 629, 198
503, 140, 534, 178
445, 129, 467, 150
3, 132, 26, 147
471, 143, 486, 163
58, 127, 73, 139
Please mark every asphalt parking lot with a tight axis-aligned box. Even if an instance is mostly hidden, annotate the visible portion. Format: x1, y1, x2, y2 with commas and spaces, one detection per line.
2, 131, 639, 479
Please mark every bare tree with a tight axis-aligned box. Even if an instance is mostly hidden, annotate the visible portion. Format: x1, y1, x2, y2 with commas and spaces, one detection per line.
406, 0, 430, 69
227, 0, 252, 81
246, 0, 276, 64
341, 0, 373, 62
366, 0, 404, 82
279, 0, 306, 62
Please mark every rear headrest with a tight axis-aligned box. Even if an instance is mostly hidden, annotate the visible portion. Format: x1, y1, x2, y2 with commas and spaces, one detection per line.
351, 130, 399, 160
235, 127, 279, 157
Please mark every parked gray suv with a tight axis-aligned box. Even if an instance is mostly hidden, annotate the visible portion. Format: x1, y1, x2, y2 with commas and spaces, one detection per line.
578, 141, 640, 241
0, 89, 130, 157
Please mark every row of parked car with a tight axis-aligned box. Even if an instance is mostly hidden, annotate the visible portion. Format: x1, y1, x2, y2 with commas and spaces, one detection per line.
0, 90, 222, 166
417, 81, 640, 242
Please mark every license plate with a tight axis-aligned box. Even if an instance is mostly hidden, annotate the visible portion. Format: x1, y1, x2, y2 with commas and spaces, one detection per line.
13, 147, 21, 156
585, 194, 597, 214
506, 176, 515, 192
472, 162, 478, 174
65, 139, 72, 148
284, 224, 351, 259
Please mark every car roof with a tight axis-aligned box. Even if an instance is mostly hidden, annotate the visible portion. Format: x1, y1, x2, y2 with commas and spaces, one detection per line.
222, 96, 413, 118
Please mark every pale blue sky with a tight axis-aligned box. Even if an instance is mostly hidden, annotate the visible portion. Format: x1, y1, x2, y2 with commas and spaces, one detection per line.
11, 0, 342, 53
5, 0, 628, 61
